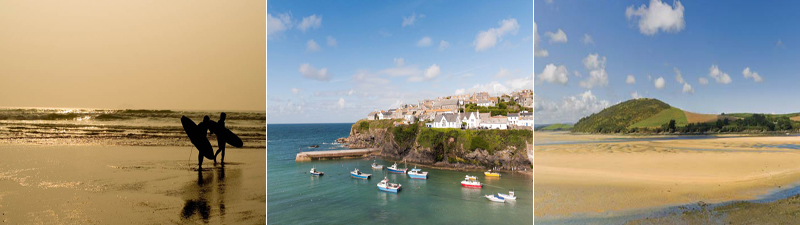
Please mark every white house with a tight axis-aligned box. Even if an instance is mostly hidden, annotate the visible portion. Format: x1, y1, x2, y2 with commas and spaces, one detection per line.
461, 111, 481, 129
517, 112, 533, 126
477, 99, 496, 107
480, 116, 508, 130
378, 111, 392, 120
507, 113, 519, 125
431, 114, 461, 128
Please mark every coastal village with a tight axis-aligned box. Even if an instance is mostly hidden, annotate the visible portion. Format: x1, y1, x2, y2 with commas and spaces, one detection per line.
365, 89, 533, 130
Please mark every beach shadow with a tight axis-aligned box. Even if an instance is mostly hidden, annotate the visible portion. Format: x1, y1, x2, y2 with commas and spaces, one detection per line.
180, 166, 242, 224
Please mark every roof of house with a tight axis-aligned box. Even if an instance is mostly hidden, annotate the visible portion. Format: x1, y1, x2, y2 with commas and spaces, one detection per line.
434, 114, 460, 123
520, 112, 532, 117
483, 116, 508, 124
477, 99, 495, 104
507, 113, 519, 117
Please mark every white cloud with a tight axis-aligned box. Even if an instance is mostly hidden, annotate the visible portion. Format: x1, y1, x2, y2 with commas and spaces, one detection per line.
348, 89, 354, 96
327, 36, 337, 47
494, 68, 512, 78
505, 75, 533, 91
380, 66, 420, 77
534, 22, 548, 57
402, 12, 422, 27
582, 34, 594, 45
674, 67, 684, 84
708, 65, 732, 84
545, 29, 568, 43
337, 98, 346, 109
298, 15, 322, 32
291, 88, 301, 94
682, 82, 694, 94
465, 82, 511, 96
423, 64, 441, 79
439, 40, 450, 51
626, 75, 636, 84
579, 53, 609, 89
537, 64, 569, 85
625, 0, 685, 35
454, 89, 466, 95
654, 76, 665, 89
534, 91, 611, 124
474, 18, 520, 51
298, 63, 330, 81
742, 67, 763, 83
393, 58, 405, 67
417, 36, 433, 47
353, 70, 390, 87
267, 13, 293, 39
698, 77, 709, 85
306, 39, 320, 52
573, 71, 582, 77
631, 92, 642, 99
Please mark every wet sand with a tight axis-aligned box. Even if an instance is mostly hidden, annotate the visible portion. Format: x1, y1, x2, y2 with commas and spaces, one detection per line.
0, 145, 265, 224
534, 132, 800, 219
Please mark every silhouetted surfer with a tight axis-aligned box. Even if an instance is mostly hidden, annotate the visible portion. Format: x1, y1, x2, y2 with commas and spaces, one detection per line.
196, 116, 214, 169
211, 112, 227, 165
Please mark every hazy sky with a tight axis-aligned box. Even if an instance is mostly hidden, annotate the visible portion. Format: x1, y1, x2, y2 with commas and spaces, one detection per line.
267, 1, 534, 123
0, 1, 265, 111
536, 0, 800, 124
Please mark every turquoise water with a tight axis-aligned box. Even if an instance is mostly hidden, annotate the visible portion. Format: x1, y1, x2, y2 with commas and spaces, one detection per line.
267, 123, 533, 224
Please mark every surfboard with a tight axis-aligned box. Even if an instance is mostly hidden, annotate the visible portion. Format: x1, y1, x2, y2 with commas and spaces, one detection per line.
181, 116, 215, 159
210, 123, 244, 148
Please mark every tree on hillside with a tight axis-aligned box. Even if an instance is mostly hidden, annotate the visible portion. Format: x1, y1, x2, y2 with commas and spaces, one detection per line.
668, 120, 676, 133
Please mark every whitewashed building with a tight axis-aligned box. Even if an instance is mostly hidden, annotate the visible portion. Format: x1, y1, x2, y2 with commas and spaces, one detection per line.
477, 99, 496, 107
461, 112, 481, 129
480, 116, 508, 130
431, 114, 461, 128
517, 112, 533, 126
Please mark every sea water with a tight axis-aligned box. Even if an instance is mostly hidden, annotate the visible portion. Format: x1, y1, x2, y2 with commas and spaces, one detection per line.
267, 123, 533, 224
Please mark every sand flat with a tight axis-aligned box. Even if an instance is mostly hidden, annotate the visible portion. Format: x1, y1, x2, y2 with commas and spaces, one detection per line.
0, 145, 265, 224
534, 132, 800, 218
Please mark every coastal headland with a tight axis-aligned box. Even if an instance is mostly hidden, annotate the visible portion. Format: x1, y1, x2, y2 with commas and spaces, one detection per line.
337, 119, 533, 174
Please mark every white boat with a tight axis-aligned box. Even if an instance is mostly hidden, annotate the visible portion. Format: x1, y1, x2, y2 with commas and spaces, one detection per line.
497, 191, 516, 200
461, 175, 482, 188
309, 166, 324, 176
407, 166, 428, 179
371, 162, 384, 169
377, 177, 402, 193
387, 162, 407, 173
350, 168, 371, 179
485, 194, 505, 203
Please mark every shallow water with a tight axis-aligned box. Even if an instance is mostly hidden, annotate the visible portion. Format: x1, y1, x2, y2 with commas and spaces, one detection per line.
267, 123, 533, 224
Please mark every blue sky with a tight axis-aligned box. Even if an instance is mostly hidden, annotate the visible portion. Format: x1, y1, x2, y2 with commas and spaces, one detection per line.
535, 0, 800, 124
267, 1, 533, 124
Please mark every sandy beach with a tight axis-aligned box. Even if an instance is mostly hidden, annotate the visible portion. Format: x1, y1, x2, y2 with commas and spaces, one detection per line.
0, 145, 265, 224
534, 132, 800, 219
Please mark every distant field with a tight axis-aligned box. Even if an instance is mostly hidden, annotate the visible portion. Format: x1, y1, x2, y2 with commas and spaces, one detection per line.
630, 107, 688, 128
684, 111, 718, 123
790, 115, 800, 122
540, 123, 573, 131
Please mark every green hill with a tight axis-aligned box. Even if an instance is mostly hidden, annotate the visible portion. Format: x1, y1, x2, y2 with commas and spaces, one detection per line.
572, 98, 671, 133
538, 123, 573, 131
630, 107, 688, 128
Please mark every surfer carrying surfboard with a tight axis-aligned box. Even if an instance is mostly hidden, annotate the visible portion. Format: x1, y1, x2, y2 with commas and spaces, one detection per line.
181, 113, 243, 170
211, 112, 227, 165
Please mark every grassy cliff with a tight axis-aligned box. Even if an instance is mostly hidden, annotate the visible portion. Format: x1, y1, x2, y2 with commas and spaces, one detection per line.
572, 98, 671, 133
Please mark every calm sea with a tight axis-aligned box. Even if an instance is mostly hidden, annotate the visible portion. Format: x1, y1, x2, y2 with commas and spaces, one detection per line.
267, 123, 533, 225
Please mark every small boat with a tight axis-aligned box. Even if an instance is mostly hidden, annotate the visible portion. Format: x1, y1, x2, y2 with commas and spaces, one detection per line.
387, 162, 408, 174
350, 168, 371, 179
407, 166, 428, 179
310, 166, 324, 176
484, 170, 501, 177
485, 194, 505, 203
461, 175, 482, 188
308, 144, 319, 148
497, 191, 516, 200
377, 177, 402, 193
371, 161, 384, 169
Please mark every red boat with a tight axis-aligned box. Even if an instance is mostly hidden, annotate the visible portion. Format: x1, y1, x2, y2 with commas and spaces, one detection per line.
461, 175, 482, 188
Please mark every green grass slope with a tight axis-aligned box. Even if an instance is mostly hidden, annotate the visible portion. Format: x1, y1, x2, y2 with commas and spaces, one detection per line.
538, 123, 573, 131
630, 107, 688, 128
572, 98, 671, 133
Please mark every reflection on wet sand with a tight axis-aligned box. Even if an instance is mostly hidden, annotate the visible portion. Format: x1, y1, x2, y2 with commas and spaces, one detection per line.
181, 166, 241, 223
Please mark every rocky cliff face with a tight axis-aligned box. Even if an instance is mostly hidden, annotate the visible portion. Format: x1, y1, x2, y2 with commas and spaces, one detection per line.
341, 124, 532, 171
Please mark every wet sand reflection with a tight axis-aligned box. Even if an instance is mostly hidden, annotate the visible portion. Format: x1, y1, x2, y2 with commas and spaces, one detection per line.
181, 166, 241, 223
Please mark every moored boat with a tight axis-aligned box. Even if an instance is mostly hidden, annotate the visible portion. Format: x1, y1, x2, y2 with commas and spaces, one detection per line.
371, 161, 384, 169
461, 175, 482, 188
387, 162, 408, 173
485, 194, 505, 203
497, 191, 516, 200
377, 177, 402, 193
310, 166, 324, 176
484, 170, 501, 177
407, 166, 428, 179
350, 168, 371, 179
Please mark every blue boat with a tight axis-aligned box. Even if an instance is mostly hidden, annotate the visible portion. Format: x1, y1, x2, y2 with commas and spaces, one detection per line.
309, 166, 324, 176
387, 162, 407, 173
377, 177, 401, 193
407, 166, 428, 179
350, 168, 371, 179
